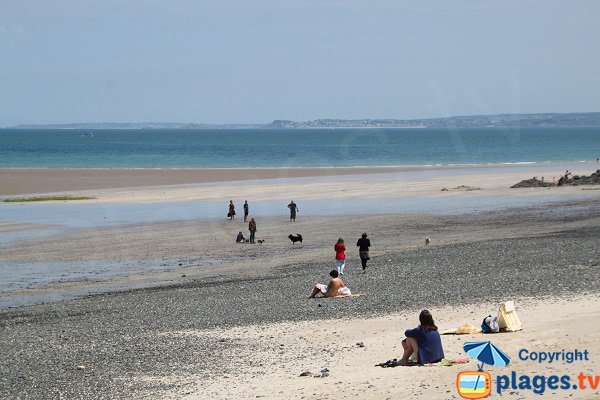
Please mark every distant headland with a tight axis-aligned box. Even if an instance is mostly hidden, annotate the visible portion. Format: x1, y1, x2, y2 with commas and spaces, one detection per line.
7, 112, 600, 129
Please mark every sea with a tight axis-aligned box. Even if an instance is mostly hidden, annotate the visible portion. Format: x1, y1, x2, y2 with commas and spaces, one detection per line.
1, 127, 599, 168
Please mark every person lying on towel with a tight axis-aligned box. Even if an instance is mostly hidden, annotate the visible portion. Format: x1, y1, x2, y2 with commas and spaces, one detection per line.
399, 310, 445, 365
308, 270, 351, 298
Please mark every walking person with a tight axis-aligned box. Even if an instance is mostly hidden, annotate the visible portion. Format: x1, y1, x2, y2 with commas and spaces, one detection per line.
356, 232, 371, 272
248, 217, 257, 244
228, 200, 236, 221
287, 200, 298, 222
243, 200, 249, 222
334, 238, 346, 275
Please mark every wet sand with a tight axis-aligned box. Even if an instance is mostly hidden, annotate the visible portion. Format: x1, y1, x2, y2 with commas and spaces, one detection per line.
1, 162, 599, 308
0, 166, 475, 195
1, 164, 599, 399
0, 162, 595, 196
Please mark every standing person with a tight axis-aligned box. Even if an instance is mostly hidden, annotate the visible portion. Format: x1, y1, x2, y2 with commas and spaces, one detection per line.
287, 200, 298, 222
228, 200, 236, 221
248, 217, 257, 244
334, 238, 346, 275
243, 200, 249, 222
399, 310, 445, 365
356, 233, 371, 272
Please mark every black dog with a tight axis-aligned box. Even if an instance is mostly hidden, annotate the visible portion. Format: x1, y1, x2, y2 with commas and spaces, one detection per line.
288, 234, 303, 244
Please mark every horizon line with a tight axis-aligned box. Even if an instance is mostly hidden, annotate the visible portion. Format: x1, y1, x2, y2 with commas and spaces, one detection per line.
4, 110, 600, 129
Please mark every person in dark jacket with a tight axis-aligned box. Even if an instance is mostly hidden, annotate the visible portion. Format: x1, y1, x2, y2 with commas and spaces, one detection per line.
287, 200, 298, 221
243, 200, 249, 222
228, 200, 236, 221
356, 233, 371, 272
399, 310, 444, 365
236, 231, 245, 243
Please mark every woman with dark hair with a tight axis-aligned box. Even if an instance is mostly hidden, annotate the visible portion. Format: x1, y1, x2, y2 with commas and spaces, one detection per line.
399, 310, 444, 365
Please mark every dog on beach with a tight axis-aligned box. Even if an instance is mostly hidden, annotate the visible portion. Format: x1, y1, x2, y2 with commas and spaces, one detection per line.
425, 237, 431, 246
257, 239, 265, 245
288, 234, 303, 244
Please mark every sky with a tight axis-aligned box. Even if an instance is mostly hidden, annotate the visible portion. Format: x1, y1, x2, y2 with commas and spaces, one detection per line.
1, 0, 599, 126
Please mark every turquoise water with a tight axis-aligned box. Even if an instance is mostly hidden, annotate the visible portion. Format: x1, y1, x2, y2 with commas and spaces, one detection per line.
1, 127, 599, 168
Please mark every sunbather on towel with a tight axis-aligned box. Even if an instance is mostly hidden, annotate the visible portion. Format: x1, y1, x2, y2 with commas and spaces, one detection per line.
308, 270, 351, 298
399, 310, 445, 365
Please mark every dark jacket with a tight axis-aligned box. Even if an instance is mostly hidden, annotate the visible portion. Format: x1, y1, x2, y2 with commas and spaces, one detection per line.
356, 238, 370, 251
405, 326, 445, 364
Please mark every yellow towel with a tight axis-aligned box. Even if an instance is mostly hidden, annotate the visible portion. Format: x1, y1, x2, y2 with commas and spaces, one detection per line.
441, 323, 481, 335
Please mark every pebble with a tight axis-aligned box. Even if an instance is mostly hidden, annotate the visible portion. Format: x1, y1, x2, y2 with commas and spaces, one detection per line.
1, 225, 599, 398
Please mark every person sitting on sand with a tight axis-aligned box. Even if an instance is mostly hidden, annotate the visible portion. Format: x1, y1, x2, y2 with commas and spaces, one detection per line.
308, 270, 351, 298
236, 232, 245, 243
399, 310, 445, 365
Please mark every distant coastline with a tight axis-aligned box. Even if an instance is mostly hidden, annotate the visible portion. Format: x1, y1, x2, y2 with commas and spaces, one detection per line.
6, 111, 600, 129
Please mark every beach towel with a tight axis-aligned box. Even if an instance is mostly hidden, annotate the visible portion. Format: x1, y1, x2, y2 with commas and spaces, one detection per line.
441, 323, 481, 335
497, 301, 522, 332
332, 293, 368, 298
438, 358, 471, 367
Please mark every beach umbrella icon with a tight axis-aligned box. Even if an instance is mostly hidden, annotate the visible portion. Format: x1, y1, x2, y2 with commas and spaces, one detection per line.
463, 341, 511, 371
462, 341, 511, 398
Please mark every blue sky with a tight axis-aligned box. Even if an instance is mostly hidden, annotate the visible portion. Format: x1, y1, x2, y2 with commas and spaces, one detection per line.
1, 1, 598, 126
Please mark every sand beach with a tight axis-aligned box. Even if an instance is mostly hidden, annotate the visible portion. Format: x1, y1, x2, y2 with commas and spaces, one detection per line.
1, 163, 599, 399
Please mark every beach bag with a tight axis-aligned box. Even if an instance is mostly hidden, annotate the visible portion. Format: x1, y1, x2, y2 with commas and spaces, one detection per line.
481, 315, 500, 333
497, 301, 522, 332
